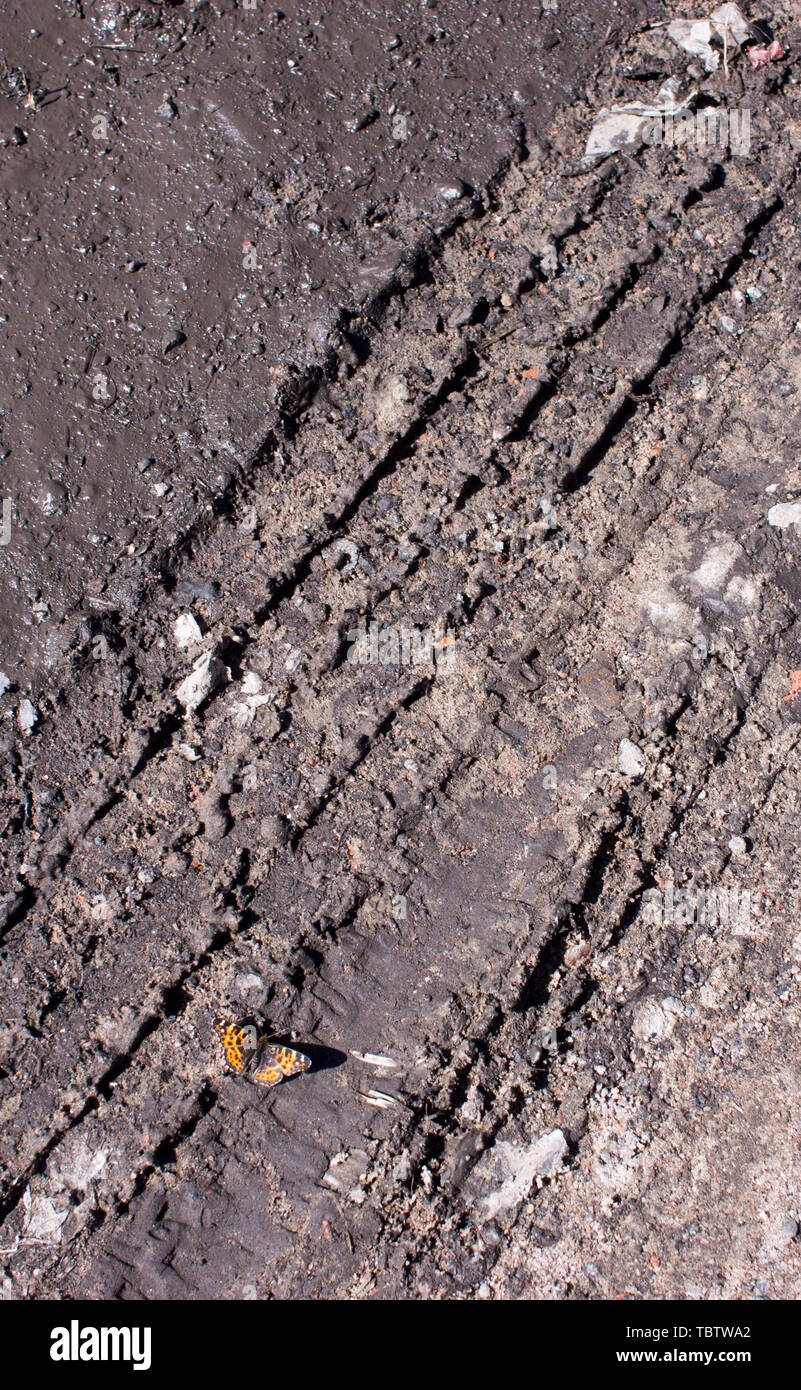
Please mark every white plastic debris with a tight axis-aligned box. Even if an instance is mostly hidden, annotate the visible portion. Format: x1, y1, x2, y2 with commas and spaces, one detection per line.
173, 612, 203, 649
481, 1130, 568, 1220
175, 650, 228, 715
50, 1141, 108, 1194
710, 2, 752, 47
20, 1189, 69, 1245
667, 18, 720, 70
585, 79, 695, 160
666, 5, 755, 67
767, 501, 801, 529
585, 109, 648, 160
230, 703, 250, 730
231, 670, 273, 728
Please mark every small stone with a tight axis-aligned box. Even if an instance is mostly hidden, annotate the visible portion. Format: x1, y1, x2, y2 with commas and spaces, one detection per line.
174, 612, 203, 649
236, 972, 264, 996
728, 835, 748, 857
175, 650, 228, 715
767, 501, 801, 529
18, 698, 37, 734
322, 1149, 369, 1192
373, 374, 409, 432
438, 180, 469, 202
241, 670, 263, 696
345, 107, 378, 133
260, 814, 290, 848
632, 996, 683, 1043
564, 939, 591, 969
0, 672, 10, 696
618, 738, 646, 778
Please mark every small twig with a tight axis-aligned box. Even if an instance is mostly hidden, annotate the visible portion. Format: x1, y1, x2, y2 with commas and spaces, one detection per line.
91, 43, 146, 54
479, 325, 522, 352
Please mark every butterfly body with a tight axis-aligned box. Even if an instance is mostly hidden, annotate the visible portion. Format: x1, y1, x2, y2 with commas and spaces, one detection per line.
213, 1019, 311, 1088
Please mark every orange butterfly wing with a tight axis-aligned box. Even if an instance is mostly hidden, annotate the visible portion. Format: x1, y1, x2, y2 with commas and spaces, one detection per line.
214, 1019, 258, 1074
253, 1043, 311, 1088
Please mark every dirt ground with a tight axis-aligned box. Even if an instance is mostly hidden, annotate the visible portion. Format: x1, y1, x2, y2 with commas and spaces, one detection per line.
2, 0, 801, 1301
0, 0, 622, 681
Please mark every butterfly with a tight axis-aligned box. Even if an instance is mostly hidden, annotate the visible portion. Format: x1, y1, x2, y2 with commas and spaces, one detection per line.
213, 1018, 311, 1088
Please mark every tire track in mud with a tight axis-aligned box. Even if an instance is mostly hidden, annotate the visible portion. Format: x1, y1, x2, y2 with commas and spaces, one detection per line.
92, 237, 801, 1297
0, 154, 779, 1120
0, 146, 772, 946
448, 720, 801, 1299
3, 87, 801, 1294
0, 154, 618, 915
71, 605, 798, 1298
0, 173, 789, 1034
0, 141, 724, 930
378, 688, 801, 1296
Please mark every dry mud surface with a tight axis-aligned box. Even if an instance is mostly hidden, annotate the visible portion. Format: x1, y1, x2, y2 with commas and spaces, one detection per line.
3, 3, 801, 1301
